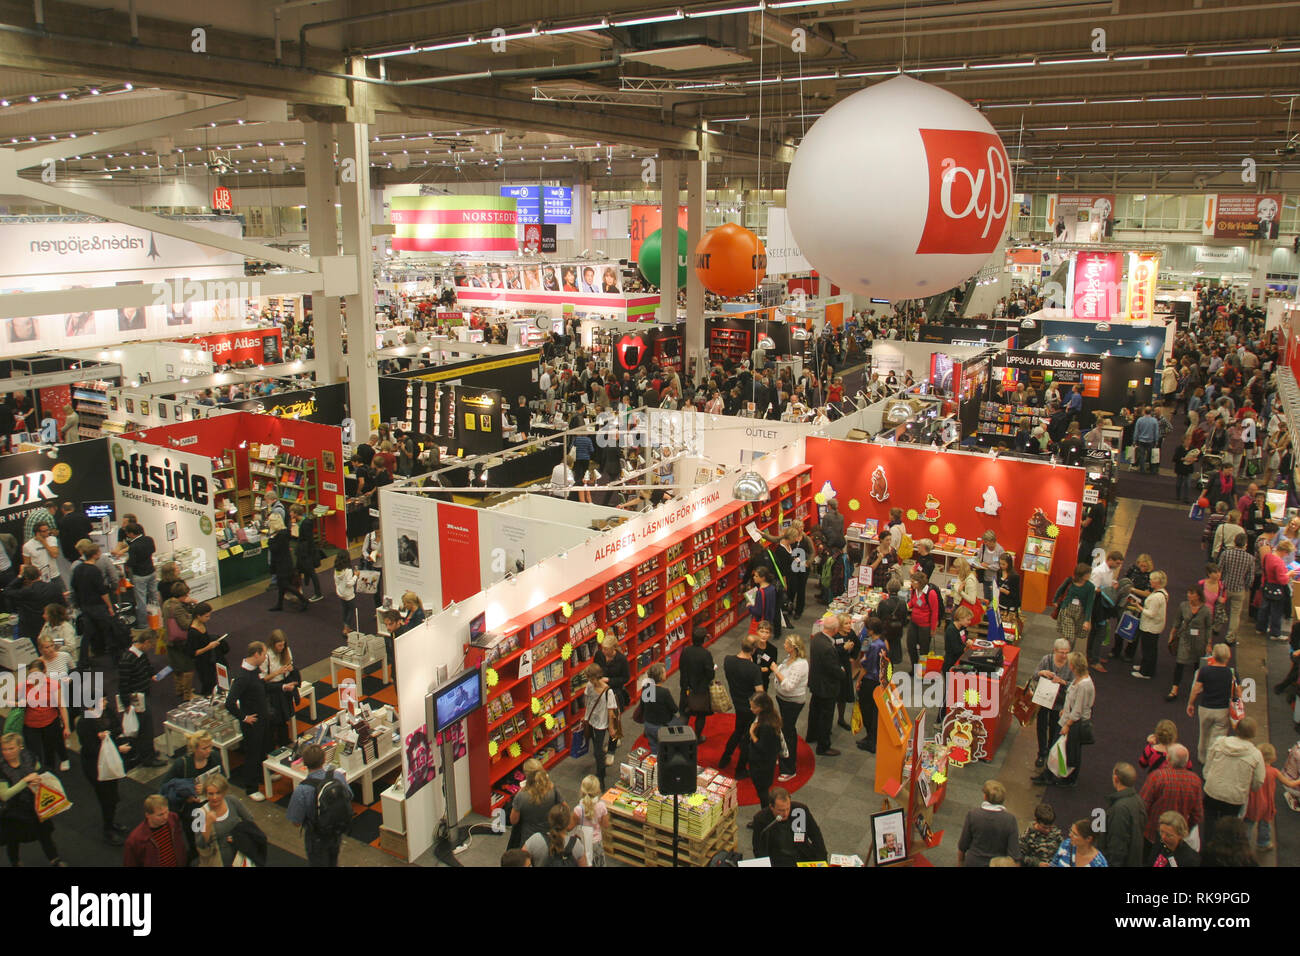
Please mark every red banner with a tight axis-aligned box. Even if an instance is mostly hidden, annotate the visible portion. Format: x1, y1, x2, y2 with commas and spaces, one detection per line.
1212, 193, 1282, 240
1126, 252, 1159, 322
180, 328, 282, 365
914, 128, 1012, 255
437, 504, 482, 607
630, 204, 689, 262
1071, 251, 1123, 320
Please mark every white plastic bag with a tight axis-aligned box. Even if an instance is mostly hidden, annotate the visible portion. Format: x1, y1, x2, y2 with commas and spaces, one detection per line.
97, 736, 126, 782
1047, 735, 1072, 778
121, 707, 140, 738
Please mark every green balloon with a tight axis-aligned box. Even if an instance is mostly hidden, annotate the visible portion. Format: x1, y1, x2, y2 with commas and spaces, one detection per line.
638, 227, 688, 287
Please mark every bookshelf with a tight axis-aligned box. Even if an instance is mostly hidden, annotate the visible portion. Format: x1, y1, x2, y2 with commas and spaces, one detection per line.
707, 326, 752, 367
976, 400, 1039, 444
210, 447, 252, 536
465, 463, 815, 816
276, 453, 317, 508
71, 380, 112, 440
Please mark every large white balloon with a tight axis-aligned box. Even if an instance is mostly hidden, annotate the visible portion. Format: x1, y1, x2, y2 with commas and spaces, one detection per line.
786, 75, 1012, 301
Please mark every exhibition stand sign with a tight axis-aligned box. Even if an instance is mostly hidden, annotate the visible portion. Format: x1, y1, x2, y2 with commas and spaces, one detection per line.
994, 350, 1156, 415
0, 216, 246, 359
179, 328, 283, 366
110, 437, 218, 577
220, 382, 347, 426
390, 196, 519, 254
0, 439, 111, 542
1203, 193, 1282, 240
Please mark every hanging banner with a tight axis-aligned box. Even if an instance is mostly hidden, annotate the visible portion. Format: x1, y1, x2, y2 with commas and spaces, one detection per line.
390, 196, 518, 254
1053, 194, 1115, 243
765, 208, 811, 276
1207, 194, 1282, 240
629, 204, 688, 262
179, 328, 282, 365
1069, 251, 1123, 320
1125, 252, 1160, 323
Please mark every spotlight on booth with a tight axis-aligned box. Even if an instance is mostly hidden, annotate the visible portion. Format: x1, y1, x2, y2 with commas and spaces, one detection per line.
732, 470, 770, 502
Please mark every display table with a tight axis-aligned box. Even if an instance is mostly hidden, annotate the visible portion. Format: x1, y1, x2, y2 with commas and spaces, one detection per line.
330, 636, 390, 687
262, 723, 400, 805
946, 643, 1020, 760
162, 696, 244, 776
217, 546, 268, 592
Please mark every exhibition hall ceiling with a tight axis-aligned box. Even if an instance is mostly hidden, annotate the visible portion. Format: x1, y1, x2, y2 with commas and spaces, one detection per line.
0, 0, 1295, 192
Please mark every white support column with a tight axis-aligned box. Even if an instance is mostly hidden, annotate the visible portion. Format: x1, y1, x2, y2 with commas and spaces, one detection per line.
685, 158, 706, 379
337, 121, 381, 435
304, 121, 343, 384
659, 158, 681, 326
575, 167, 594, 257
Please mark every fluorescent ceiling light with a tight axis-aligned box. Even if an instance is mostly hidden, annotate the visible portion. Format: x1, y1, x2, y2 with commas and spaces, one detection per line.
1146, 95, 1198, 102
909, 65, 953, 74
770, 0, 852, 7
1113, 52, 1187, 61
710, 116, 751, 122
1192, 48, 1271, 57
969, 60, 1035, 70
543, 20, 609, 34
611, 11, 684, 25
686, 4, 765, 17
1039, 56, 1108, 65
842, 69, 900, 78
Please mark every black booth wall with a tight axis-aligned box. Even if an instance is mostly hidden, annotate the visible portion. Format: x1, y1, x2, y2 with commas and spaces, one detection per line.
220, 382, 347, 425
996, 350, 1156, 416
0, 438, 112, 542
919, 321, 1025, 348
380, 349, 540, 423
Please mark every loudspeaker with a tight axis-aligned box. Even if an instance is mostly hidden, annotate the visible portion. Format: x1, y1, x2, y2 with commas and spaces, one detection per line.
657, 725, 698, 796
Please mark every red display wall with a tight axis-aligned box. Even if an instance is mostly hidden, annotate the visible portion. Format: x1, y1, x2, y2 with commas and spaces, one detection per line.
127, 411, 347, 549
804, 438, 1086, 593
436, 503, 482, 607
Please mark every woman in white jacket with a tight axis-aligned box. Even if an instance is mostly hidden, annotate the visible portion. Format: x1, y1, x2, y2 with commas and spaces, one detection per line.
950, 558, 981, 620
770, 634, 809, 782
1133, 570, 1169, 681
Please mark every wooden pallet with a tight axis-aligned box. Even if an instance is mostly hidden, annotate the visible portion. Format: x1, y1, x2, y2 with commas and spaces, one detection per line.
605, 807, 739, 867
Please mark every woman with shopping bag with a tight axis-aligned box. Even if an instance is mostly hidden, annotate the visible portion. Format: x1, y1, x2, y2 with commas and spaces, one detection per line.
0, 732, 66, 865
748, 567, 780, 636
76, 695, 130, 846
1042, 654, 1095, 789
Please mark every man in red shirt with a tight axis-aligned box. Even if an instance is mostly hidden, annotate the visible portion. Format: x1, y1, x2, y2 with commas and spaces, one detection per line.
123, 795, 186, 867
1139, 744, 1203, 864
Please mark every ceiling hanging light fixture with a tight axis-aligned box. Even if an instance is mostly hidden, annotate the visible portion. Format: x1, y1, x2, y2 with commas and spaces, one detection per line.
733, 470, 770, 502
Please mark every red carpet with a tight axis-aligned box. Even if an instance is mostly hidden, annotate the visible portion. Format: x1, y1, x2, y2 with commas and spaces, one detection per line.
630, 714, 816, 806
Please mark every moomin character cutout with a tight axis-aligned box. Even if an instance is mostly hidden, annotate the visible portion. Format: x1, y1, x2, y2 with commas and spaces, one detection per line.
870, 465, 889, 502
974, 485, 1003, 516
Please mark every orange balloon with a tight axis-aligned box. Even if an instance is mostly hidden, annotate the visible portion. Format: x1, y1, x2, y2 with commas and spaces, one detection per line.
693, 222, 767, 297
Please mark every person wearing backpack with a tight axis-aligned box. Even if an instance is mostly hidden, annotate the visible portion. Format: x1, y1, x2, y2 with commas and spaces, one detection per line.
524, 802, 587, 867
287, 743, 351, 866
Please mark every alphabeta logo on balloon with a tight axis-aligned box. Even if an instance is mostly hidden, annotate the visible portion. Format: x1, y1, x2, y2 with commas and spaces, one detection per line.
915, 128, 1011, 255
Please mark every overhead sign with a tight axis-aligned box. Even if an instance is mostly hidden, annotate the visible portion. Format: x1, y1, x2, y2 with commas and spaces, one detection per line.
1125, 252, 1159, 323
1069, 251, 1123, 320
0, 439, 111, 544
765, 207, 810, 276
211, 186, 233, 213
390, 196, 518, 254
499, 185, 540, 225
1205, 193, 1281, 240
542, 187, 572, 225
179, 327, 282, 365
1052, 193, 1115, 243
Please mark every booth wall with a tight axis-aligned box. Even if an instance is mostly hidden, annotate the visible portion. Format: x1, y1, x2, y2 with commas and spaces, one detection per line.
996, 351, 1156, 416
379, 349, 540, 425
0, 439, 111, 541
644, 408, 807, 467
870, 341, 988, 383
220, 383, 347, 426
804, 437, 1085, 594
109, 437, 218, 577
391, 438, 807, 861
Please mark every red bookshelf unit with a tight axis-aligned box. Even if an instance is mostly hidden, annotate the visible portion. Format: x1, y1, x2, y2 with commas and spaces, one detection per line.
465, 463, 815, 816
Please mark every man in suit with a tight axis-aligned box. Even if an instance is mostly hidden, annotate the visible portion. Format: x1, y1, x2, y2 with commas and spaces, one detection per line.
806, 614, 843, 756
751, 788, 828, 866
225, 641, 271, 800
56, 501, 92, 562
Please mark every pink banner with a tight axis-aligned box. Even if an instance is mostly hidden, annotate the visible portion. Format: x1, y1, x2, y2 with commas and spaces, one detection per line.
1071, 251, 1123, 320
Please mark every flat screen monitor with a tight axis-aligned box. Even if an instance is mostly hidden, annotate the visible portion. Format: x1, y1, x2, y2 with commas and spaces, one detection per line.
430, 667, 484, 733
83, 501, 115, 521
469, 611, 486, 645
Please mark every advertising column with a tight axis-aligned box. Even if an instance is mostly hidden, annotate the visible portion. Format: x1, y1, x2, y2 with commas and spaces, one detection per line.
1068, 251, 1123, 320
110, 438, 219, 579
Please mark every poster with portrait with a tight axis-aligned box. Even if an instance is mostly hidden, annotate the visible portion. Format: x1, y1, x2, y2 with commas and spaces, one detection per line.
404, 723, 437, 796
871, 807, 908, 865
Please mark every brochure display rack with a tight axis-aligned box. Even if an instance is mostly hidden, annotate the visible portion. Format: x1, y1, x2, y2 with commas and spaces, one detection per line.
465, 464, 815, 817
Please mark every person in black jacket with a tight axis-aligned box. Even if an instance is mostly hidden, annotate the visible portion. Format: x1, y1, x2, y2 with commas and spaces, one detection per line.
266, 514, 308, 612
747, 692, 782, 809
225, 641, 270, 799
72, 544, 116, 663
56, 502, 92, 563
595, 635, 630, 759
290, 505, 323, 602
806, 614, 843, 757
677, 628, 714, 742
640, 664, 678, 757
76, 694, 131, 845
719, 637, 764, 776
752, 789, 827, 865
939, 606, 974, 722
117, 632, 165, 768
4, 566, 65, 642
